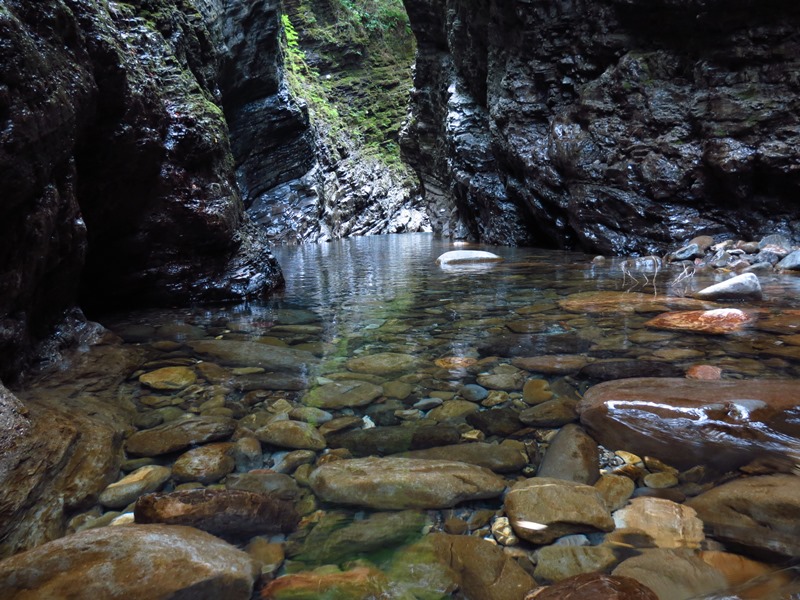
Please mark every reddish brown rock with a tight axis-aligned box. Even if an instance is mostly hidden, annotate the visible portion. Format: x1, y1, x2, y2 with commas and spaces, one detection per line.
531, 573, 658, 599
644, 308, 755, 334
685, 365, 723, 380
578, 378, 800, 471
558, 292, 710, 315
134, 488, 299, 537
261, 566, 389, 600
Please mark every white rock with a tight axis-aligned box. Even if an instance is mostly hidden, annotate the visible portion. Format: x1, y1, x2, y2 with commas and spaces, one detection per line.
694, 273, 762, 301
436, 250, 503, 265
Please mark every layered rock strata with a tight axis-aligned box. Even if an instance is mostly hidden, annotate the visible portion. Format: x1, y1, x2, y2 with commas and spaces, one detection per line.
401, 0, 800, 252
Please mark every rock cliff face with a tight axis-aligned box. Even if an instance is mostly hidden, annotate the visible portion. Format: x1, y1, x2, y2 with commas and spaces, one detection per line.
0, 0, 283, 380
401, 0, 800, 254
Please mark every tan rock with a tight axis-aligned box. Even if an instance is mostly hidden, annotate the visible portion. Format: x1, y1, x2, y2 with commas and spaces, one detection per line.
139, 366, 197, 390
534, 545, 619, 583
522, 378, 554, 404
255, 420, 326, 450
173, 442, 236, 483
613, 549, 727, 600
612, 497, 704, 549
532, 572, 658, 600
301, 380, 382, 409
309, 457, 507, 510
392, 442, 528, 473
346, 352, 418, 375
504, 477, 614, 544
595, 474, 635, 511
99, 465, 172, 508
125, 416, 236, 457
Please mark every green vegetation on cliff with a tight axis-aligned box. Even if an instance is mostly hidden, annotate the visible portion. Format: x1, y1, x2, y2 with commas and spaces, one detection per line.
280, 0, 415, 166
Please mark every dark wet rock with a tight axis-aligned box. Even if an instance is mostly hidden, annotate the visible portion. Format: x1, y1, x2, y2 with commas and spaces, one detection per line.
309, 457, 507, 510
290, 510, 428, 566
0, 524, 258, 600
135, 488, 299, 537
125, 416, 236, 457
578, 360, 684, 382
579, 378, 800, 471
327, 424, 460, 456
401, 0, 800, 253
505, 477, 614, 544
686, 474, 800, 558
693, 273, 763, 301
188, 339, 317, 373
466, 407, 523, 436
0, 0, 285, 379
513, 355, 590, 375
478, 333, 592, 358
519, 399, 577, 427
392, 441, 528, 473
533, 573, 659, 600
428, 533, 536, 600
460, 383, 489, 402
537, 424, 600, 484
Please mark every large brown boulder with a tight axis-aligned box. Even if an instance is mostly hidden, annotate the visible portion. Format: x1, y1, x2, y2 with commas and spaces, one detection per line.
578, 378, 799, 471
0, 524, 258, 599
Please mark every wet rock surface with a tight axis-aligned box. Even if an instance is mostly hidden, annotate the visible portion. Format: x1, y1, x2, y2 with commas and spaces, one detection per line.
401, 0, 800, 253
579, 378, 800, 470
0, 524, 258, 600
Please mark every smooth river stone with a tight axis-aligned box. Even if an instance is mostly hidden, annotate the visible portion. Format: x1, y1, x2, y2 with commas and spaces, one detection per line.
125, 416, 236, 457
643, 308, 755, 334
135, 489, 299, 537
613, 497, 704, 549
435, 250, 503, 265
309, 457, 507, 510
302, 380, 383, 409
172, 442, 236, 484
345, 352, 419, 375
578, 378, 800, 471
512, 354, 590, 375
139, 366, 197, 390
534, 545, 619, 583
537, 424, 599, 484
99, 465, 172, 508
686, 474, 800, 557
254, 420, 326, 450
613, 549, 727, 600
391, 442, 528, 473
0, 525, 258, 600
327, 424, 460, 456
504, 477, 614, 544
693, 272, 763, 301
187, 339, 317, 372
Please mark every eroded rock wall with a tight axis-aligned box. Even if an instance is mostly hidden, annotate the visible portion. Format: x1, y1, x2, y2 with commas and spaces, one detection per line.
0, 0, 284, 380
401, 0, 800, 254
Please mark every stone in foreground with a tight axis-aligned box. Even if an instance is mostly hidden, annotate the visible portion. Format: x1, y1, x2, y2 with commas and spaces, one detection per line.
0, 524, 257, 600
532, 572, 658, 600
309, 457, 507, 509
125, 416, 236, 456
578, 378, 800, 471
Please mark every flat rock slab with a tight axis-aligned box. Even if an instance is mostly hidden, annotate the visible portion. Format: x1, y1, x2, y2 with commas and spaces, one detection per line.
125, 416, 236, 456
579, 378, 800, 471
0, 524, 257, 600
188, 339, 317, 373
302, 380, 383, 409
327, 424, 460, 457
345, 352, 419, 375
99, 465, 172, 508
392, 442, 528, 473
309, 457, 507, 510
558, 291, 712, 314
686, 474, 800, 557
134, 488, 299, 537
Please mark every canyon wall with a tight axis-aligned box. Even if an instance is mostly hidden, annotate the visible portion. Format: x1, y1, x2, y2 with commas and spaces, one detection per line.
0, 0, 284, 380
401, 0, 800, 254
